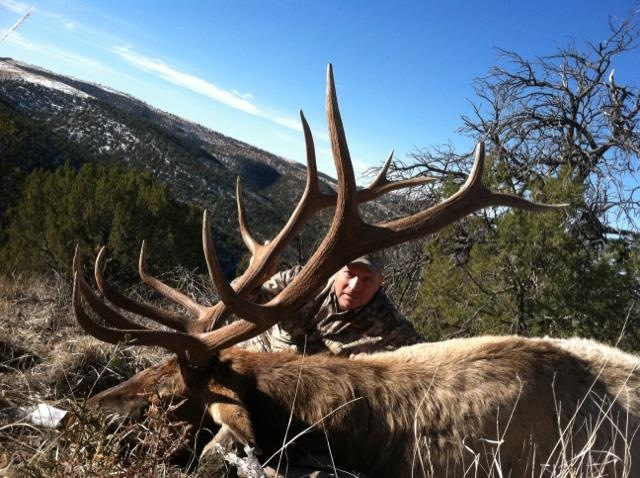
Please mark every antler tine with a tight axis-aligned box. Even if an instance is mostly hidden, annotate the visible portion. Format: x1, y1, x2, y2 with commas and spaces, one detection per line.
262, 110, 324, 243
94, 246, 194, 333
203, 210, 267, 322
468, 143, 567, 212
360, 149, 437, 201
138, 240, 206, 317
73, 269, 212, 367
326, 63, 360, 228
236, 178, 261, 256
220, 109, 328, 295
301, 110, 320, 193
487, 193, 569, 212
462, 141, 485, 191
74, 247, 138, 336
74, 272, 138, 344
371, 149, 395, 186
374, 142, 569, 247
77, 268, 151, 331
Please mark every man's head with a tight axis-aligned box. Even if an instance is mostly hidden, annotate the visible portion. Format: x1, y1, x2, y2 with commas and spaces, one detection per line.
333, 255, 384, 311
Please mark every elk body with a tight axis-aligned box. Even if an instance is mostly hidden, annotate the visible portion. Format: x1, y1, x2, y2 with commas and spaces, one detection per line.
72, 65, 640, 477
82, 335, 640, 477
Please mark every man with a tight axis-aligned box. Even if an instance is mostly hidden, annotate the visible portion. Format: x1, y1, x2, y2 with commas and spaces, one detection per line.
240, 255, 423, 355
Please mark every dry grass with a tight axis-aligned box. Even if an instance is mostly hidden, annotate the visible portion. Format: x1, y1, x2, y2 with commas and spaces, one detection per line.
0, 272, 191, 477
15, 402, 193, 478
1, 272, 637, 477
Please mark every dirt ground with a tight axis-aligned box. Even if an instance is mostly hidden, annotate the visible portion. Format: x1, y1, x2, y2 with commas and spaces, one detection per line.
0, 272, 194, 477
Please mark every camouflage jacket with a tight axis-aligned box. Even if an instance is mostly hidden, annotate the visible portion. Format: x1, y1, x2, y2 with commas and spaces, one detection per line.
238, 266, 424, 355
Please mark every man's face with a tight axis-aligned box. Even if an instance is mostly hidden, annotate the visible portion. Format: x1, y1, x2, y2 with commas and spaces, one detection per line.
333, 263, 383, 311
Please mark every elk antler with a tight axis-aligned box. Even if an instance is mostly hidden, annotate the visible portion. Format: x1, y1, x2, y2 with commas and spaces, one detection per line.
73, 64, 567, 361
91, 107, 434, 335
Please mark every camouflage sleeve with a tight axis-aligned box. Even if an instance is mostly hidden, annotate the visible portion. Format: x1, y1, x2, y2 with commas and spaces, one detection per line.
230, 265, 302, 303
342, 290, 424, 355
251, 265, 302, 303
234, 265, 303, 352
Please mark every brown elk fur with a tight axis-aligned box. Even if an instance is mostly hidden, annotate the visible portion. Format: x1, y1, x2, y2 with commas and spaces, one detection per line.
86, 335, 640, 477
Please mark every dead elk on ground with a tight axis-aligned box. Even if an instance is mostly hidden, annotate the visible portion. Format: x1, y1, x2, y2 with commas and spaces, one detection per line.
71, 65, 640, 478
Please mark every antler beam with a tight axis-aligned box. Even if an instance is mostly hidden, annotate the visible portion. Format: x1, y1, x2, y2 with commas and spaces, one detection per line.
73, 64, 567, 360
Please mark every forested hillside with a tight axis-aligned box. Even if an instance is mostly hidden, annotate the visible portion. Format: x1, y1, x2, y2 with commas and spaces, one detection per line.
0, 58, 352, 278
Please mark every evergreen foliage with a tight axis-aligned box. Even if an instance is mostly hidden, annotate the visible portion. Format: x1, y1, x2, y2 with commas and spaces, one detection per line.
0, 99, 86, 236
413, 166, 640, 349
0, 164, 227, 280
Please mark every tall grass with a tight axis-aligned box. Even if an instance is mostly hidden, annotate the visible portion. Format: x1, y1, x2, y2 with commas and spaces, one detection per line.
1, 272, 637, 477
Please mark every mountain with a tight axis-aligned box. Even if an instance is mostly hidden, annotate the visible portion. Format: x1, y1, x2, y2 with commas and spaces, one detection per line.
0, 58, 352, 256
0, 57, 408, 272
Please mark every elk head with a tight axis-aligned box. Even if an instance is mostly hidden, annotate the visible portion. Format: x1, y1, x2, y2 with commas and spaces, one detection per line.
72, 64, 566, 455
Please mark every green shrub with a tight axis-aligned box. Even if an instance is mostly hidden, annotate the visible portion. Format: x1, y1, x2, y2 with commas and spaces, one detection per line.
0, 164, 207, 280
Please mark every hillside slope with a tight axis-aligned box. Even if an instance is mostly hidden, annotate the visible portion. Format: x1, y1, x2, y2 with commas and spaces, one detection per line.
0, 58, 348, 261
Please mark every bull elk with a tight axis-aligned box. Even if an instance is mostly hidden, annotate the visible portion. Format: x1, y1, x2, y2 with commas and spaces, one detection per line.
72, 65, 640, 477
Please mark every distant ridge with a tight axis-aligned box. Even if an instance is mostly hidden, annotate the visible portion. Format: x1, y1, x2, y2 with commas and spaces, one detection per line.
0, 58, 401, 268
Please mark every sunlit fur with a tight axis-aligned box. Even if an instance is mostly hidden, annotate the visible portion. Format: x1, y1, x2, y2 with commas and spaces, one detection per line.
87, 335, 640, 477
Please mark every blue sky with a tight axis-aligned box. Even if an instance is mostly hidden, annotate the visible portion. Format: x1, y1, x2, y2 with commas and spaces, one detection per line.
1, 0, 638, 180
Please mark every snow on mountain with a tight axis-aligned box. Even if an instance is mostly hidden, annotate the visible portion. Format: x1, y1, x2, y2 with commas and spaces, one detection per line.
0, 59, 93, 99
0, 57, 397, 243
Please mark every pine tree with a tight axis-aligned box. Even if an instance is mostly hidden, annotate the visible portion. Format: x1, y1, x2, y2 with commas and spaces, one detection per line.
0, 164, 208, 279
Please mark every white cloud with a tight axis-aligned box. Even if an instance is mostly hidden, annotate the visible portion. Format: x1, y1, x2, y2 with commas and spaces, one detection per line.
232, 89, 253, 100
0, 0, 30, 15
113, 46, 260, 115
6, 32, 124, 77
112, 46, 305, 133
